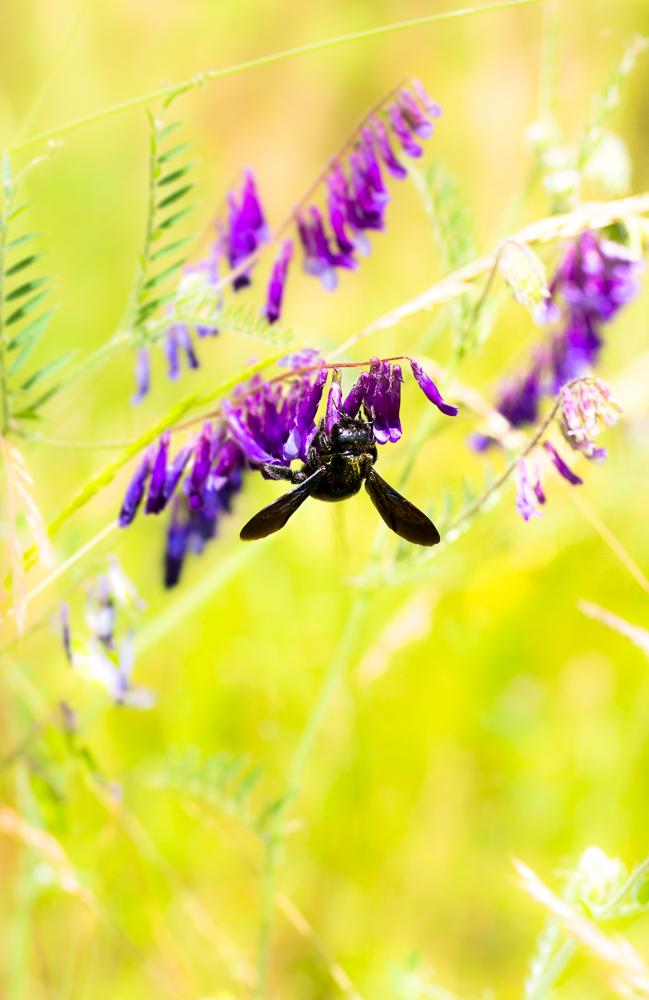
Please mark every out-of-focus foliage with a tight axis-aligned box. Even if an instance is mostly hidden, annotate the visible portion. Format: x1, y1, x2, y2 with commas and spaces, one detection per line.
1, 1, 649, 998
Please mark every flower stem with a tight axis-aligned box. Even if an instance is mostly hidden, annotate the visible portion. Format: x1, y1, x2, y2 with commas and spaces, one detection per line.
9, 0, 541, 156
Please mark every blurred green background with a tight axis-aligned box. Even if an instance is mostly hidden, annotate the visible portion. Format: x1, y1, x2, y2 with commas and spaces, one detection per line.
2, 0, 649, 997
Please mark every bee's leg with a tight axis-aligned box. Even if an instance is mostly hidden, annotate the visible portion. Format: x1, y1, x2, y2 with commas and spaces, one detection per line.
256, 463, 295, 482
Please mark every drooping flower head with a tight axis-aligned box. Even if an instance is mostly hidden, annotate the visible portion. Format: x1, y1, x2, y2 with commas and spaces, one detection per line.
559, 376, 622, 460
119, 355, 457, 587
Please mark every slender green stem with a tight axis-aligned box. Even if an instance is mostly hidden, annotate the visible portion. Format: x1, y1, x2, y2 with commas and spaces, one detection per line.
9, 0, 541, 155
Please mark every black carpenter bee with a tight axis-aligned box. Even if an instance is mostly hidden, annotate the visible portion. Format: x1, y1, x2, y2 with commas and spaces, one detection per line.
240, 414, 440, 546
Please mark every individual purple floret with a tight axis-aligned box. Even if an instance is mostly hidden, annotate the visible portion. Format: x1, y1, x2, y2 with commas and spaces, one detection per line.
132, 348, 151, 406
119, 447, 154, 526
324, 373, 343, 436
264, 239, 293, 324
283, 368, 329, 460
145, 433, 171, 514
222, 169, 269, 288
409, 360, 459, 416
516, 458, 545, 521
166, 323, 200, 380
543, 441, 583, 485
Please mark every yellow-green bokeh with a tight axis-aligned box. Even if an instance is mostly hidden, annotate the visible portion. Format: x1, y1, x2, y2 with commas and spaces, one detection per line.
1, 1, 649, 997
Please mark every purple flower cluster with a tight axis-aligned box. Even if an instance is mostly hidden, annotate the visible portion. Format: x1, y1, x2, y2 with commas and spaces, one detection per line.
132, 82, 441, 403
473, 232, 641, 450
120, 355, 457, 586
296, 84, 441, 292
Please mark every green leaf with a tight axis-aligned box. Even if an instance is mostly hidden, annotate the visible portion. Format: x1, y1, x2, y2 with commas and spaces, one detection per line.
6, 202, 29, 223
19, 351, 75, 391
5, 276, 48, 302
6, 310, 53, 351
157, 121, 181, 142
152, 207, 191, 238
149, 236, 193, 262
136, 293, 174, 323
6, 232, 39, 253
143, 258, 187, 290
157, 165, 194, 187
7, 313, 53, 373
5, 253, 41, 277
157, 184, 194, 210
13, 381, 65, 418
157, 142, 190, 165
6, 289, 49, 325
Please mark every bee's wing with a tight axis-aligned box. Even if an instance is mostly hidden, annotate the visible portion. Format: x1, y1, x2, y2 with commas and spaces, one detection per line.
240, 468, 325, 541
365, 467, 440, 547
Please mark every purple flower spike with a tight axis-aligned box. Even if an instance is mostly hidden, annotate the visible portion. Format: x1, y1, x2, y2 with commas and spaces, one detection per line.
284, 368, 329, 460
325, 373, 343, 435
145, 433, 171, 514
371, 117, 407, 179
132, 347, 151, 405
264, 239, 293, 324
543, 441, 583, 485
119, 449, 154, 527
389, 105, 423, 158
409, 360, 458, 416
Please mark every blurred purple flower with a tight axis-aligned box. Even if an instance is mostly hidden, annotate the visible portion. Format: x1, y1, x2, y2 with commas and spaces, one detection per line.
516, 458, 545, 521
472, 232, 642, 450
132, 348, 151, 406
